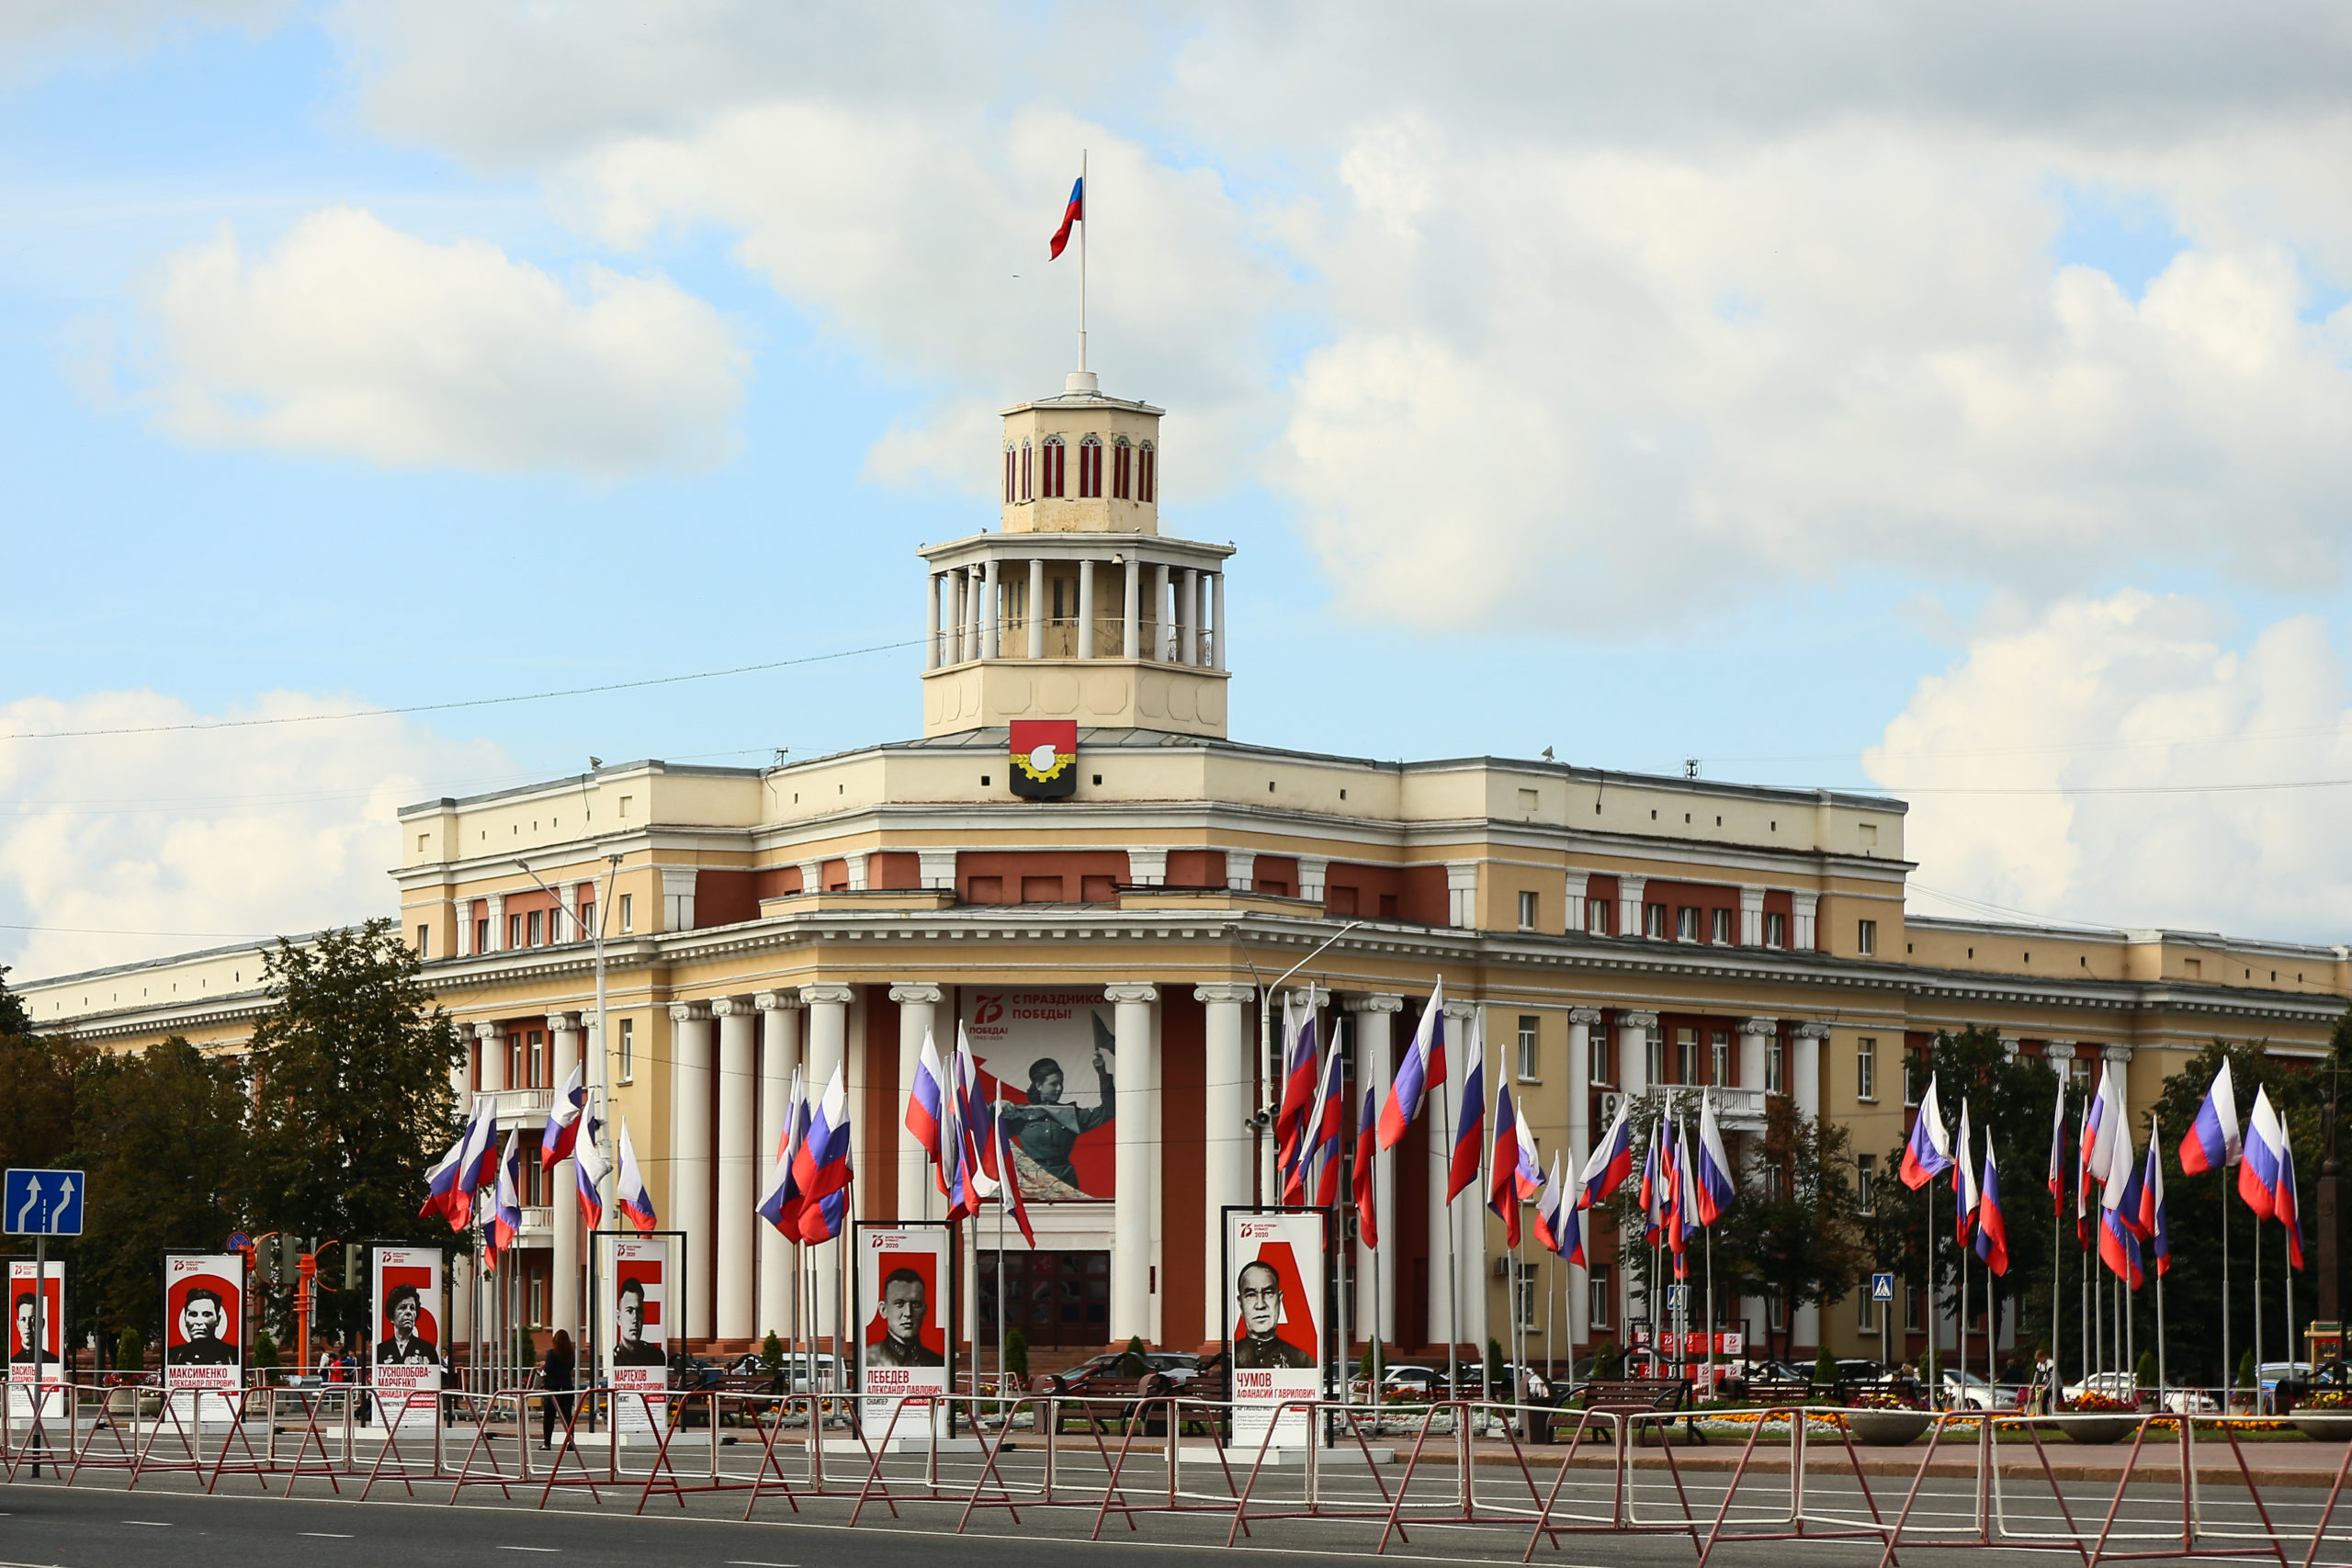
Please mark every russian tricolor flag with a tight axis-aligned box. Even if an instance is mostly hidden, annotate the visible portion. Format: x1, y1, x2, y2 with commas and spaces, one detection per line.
1306, 1046, 1347, 1209
906, 1030, 945, 1173
2047, 1073, 2067, 1215
1639, 1115, 1667, 1245
2141, 1128, 2169, 1278
792, 1065, 854, 1241
1898, 1072, 1952, 1190
1377, 978, 1447, 1150
574, 1115, 607, 1230
1693, 1089, 1736, 1227
487, 1133, 524, 1262
1973, 1133, 2009, 1276
1954, 1099, 1978, 1244
1352, 1083, 1380, 1249
2239, 1085, 2285, 1221
1487, 1081, 1526, 1247
2179, 1059, 2242, 1176
1580, 1095, 1635, 1206
616, 1119, 658, 1235
2278, 1129, 2305, 1272
1276, 993, 1321, 1182
2098, 1203, 2143, 1291
1448, 1009, 1486, 1201
419, 1121, 470, 1231
1536, 1150, 1580, 1264
759, 1067, 808, 1236
1049, 175, 1083, 259
993, 1095, 1036, 1247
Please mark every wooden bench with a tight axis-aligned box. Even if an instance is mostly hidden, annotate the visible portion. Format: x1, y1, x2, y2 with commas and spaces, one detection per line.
1738, 1378, 1815, 1407
1555, 1378, 1695, 1445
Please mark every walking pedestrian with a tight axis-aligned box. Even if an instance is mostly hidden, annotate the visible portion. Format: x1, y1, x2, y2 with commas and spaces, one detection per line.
540, 1329, 576, 1450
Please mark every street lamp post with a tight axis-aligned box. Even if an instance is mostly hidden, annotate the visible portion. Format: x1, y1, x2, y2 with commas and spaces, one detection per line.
1229, 920, 1363, 1201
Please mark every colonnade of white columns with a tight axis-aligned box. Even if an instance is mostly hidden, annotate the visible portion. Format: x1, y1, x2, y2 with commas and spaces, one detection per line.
925, 558, 1225, 671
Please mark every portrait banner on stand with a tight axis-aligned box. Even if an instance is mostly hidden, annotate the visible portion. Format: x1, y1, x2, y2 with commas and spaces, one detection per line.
598, 1232, 674, 1439
164, 1252, 244, 1426
854, 1223, 951, 1442
370, 1247, 444, 1431
7, 1259, 65, 1420
959, 987, 1117, 1201
1222, 1208, 1328, 1450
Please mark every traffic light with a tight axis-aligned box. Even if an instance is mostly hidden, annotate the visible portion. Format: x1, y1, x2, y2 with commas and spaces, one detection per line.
266, 1235, 290, 1285
343, 1247, 364, 1292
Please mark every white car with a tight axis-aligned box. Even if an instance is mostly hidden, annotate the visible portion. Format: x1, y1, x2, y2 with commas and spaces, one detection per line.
1938, 1370, 2003, 1410
2061, 1371, 2214, 1413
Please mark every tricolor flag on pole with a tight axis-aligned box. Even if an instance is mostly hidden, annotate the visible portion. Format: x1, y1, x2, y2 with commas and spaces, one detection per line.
1378, 978, 1447, 1149
487, 1133, 523, 1263
1899, 1072, 1953, 1189
1049, 175, 1083, 258
2047, 1074, 2068, 1215
1448, 1010, 1487, 1201
1487, 1080, 1526, 1247
2279, 1131, 2306, 1271
2141, 1125, 2169, 1278
1581, 1095, 1635, 1205
1306, 1047, 1348, 1209
1974, 1132, 2010, 1276
1670, 1119, 1700, 1274
456, 1097, 500, 1201
2239, 1086, 2285, 1221
758, 1067, 808, 1236
906, 1029, 946, 1174
1352, 1084, 1380, 1250
1275, 992, 1319, 1180
420, 1122, 471, 1230
616, 1119, 658, 1235
2076, 1095, 2097, 1245
1537, 1150, 1581, 1264
1955, 1099, 1979, 1244
1693, 1089, 1736, 1227
2180, 1059, 2243, 1175
573, 1114, 607, 1229
542, 1064, 587, 1170
792, 1064, 854, 1239
2098, 1201, 2144, 1290
992, 1096, 1036, 1247
1639, 1115, 1668, 1246
2098, 1066, 2137, 1213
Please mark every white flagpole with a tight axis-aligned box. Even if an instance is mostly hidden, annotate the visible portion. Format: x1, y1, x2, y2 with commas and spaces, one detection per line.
1078, 149, 1089, 372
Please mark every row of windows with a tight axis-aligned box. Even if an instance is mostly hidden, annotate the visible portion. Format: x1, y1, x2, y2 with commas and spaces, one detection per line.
1510, 891, 1802, 949
1003, 436, 1157, 503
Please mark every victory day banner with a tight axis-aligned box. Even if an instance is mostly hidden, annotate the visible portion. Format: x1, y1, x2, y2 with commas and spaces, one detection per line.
1223, 1213, 1325, 1450
371, 1247, 443, 1431
856, 1224, 950, 1441
7, 1260, 64, 1419
165, 1252, 244, 1423
605, 1235, 669, 1436
959, 987, 1116, 1201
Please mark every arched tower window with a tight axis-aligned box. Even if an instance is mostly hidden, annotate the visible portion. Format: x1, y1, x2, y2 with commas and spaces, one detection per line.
1078, 435, 1103, 498
1041, 435, 1067, 499
1137, 441, 1157, 503
1113, 436, 1132, 500
1020, 440, 1033, 502
1003, 446, 1016, 503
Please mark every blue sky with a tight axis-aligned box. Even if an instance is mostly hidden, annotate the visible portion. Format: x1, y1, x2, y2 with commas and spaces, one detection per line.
7, 3, 2352, 974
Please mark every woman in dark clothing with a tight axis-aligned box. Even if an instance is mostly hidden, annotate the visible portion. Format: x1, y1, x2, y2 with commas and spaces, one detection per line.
540, 1329, 576, 1449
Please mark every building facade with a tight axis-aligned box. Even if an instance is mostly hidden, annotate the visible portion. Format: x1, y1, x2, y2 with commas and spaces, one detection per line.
25, 368, 2352, 1368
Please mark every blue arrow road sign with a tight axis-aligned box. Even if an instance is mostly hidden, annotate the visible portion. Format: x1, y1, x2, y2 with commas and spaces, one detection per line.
5, 1169, 85, 1236
1871, 1271, 1895, 1301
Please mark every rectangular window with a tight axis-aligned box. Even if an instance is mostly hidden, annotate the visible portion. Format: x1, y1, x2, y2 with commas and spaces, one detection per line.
579, 901, 594, 940
1858, 918, 1878, 955
1587, 897, 1611, 935
1587, 1263, 1612, 1328
1645, 902, 1668, 938
1765, 910, 1786, 948
1859, 1288, 1878, 1332
1766, 1034, 1784, 1094
1645, 1032, 1664, 1085
1904, 1051, 1922, 1108
1515, 1269, 1538, 1331
1711, 908, 1731, 943
509, 913, 524, 949
1518, 889, 1538, 931
1857, 1154, 1876, 1214
1767, 1294, 1786, 1332
1021, 442, 1032, 500
1079, 440, 1102, 498
1711, 1029, 1731, 1086
1905, 1284, 1924, 1333
527, 1030, 545, 1088
1004, 447, 1015, 502
527, 909, 543, 946
1676, 906, 1698, 942
476, 918, 490, 953
1674, 1027, 1695, 1084
1113, 441, 1131, 499
619, 894, 634, 932
415, 924, 430, 957
1857, 1037, 1877, 1101
1138, 445, 1155, 502
1517, 1015, 1540, 1080
618, 1018, 635, 1083
1043, 441, 1066, 497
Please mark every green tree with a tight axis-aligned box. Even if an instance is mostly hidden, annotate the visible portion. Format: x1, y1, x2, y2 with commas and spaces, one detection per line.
239, 921, 466, 1343
1716, 1099, 1871, 1361
0, 1030, 82, 1172
0, 963, 33, 1036
67, 1037, 254, 1347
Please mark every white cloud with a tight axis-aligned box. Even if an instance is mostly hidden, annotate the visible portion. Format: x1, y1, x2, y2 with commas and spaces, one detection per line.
0, 0, 287, 85
0, 691, 514, 980
140, 206, 747, 473
1867, 592, 2352, 942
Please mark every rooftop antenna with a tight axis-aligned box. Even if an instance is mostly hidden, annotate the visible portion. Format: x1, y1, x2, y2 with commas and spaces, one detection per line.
1683, 757, 1701, 780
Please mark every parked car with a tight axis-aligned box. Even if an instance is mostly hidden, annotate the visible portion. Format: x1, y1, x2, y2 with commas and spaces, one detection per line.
1937, 1370, 2007, 1410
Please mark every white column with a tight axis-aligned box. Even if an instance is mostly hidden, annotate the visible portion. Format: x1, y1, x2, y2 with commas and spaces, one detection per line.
484, 893, 506, 953
1027, 558, 1045, 660
1739, 1018, 1776, 1097
1739, 886, 1767, 947
1617, 876, 1646, 941
713, 997, 758, 1342
1211, 571, 1226, 671
548, 1011, 583, 1344
668, 1001, 715, 1342
1565, 1008, 1600, 1349
476, 1021, 507, 1093
890, 985, 943, 1222
1107, 983, 1159, 1342
754, 992, 803, 1340
1123, 557, 1140, 658
982, 558, 1001, 659
800, 985, 854, 1354
1182, 568, 1199, 665
456, 897, 474, 957
1154, 563, 1171, 660
1431, 999, 1483, 1354
1791, 1022, 1827, 1353
927, 573, 942, 671
1078, 557, 1097, 658
951, 570, 968, 663
1351, 994, 1402, 1344
1196, 984, 1255, 1302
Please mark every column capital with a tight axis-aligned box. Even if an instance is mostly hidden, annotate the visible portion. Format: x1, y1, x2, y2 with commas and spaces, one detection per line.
1347, 992, 1405, 1015
753, 990, 807, 1011
669, 1001, 712, 1023
1104, 983, 1159, 1005
1998, 1035, 2023, 1060
1791, 1021, 1832, 1040
1193, 983, 1255, 1005
2102, 1044, 2134, 1063
1566, 1006, 1603, 1027
1740, 1017, 1781, 1036
709, 996, 757, 1018
799, 984, 856, 1008
888, 983, 944, 1006
474, 1020, 505, 1041
1618, 1010, 1659, 1030
545, 1011, 581, 1032
2042, 1041, 2077, 1060
1441, 999, 1476, 1021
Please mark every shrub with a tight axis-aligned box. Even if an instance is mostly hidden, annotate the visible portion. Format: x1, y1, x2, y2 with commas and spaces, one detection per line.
2135, 1350, 2157, 1392
1005, 1329, 1029, 1382
2238, 1349, 2256, 1391
1815, 1348, 1838, 1387
760, 1331, 785, 1374
116, 1327, 144, 1371
254, 1331, 281, 1371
